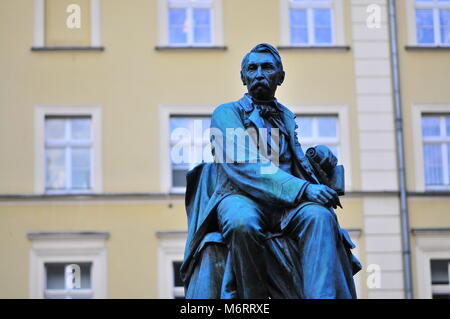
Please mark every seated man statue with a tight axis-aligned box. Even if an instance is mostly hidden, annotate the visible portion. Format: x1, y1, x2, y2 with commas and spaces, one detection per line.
180, 43, 361, 299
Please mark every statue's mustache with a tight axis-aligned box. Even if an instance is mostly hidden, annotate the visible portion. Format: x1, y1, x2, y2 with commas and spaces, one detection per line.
250, 80, 269, 89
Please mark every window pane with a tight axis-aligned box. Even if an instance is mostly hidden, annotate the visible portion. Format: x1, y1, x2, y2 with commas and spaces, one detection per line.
441, 10, 450, 43
290, 9, 308, 44
318, 117, 337, 137
423, 144, 443, 185
173, 261, 183, 287
46, 148, 66, 189
169, 8, 188, 44
315, 27, 332, 44
71, 118, 91, 140
431, 260, 450, 285
296, 117, 312, 138
290, 10, 308, 41
172, 168, 188, 187
45, 262, 92, 290
46, 118, 66, 140
441, 10, 450, 26
314, 9, 331, 26
416, 9, 434, 26
422, 116, 441, 137
448, 144, 450, 182
313, 9, 332, 44
290, 9, 307, 26
416, 10, 435, 44
194, 27, 211, 43
193, 9, 211, 43
291, 27, 308, 44
446, 117, 450, 136
71, 148, 91, 189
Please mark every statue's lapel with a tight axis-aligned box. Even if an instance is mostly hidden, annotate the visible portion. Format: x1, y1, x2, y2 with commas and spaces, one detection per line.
248, 107, 265, 129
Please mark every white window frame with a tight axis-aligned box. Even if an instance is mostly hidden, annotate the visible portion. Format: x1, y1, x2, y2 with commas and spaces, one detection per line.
280, 0, 346, 47
412, 228, 450, 299
296, 115, 340, 158
33, 0, 102, 48
156, 231, 187, 299
407, 0, 450, 46
290, 104, 352, 190
159, 104, 215, 194
412, 104, 450, 192
157, 0, 224, 47
28, 231, 109, 299
34, 105, 102, 194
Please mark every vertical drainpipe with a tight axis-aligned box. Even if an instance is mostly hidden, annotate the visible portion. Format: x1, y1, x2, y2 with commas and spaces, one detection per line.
387, 0, 414, 299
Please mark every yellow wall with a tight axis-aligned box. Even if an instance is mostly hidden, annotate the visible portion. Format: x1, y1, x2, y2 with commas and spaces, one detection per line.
0, 200, 187, 298
0, 0, 360, 194
397, 0, 450, 191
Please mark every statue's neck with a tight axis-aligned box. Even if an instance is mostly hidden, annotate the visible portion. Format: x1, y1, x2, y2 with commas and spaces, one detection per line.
250, 95, 276, 106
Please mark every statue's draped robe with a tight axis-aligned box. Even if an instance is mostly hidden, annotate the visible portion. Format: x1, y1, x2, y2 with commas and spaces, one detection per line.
181, 94, 362, 298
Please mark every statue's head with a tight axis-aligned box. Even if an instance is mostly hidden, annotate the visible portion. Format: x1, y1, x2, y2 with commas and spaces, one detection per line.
241, 43, 285, 101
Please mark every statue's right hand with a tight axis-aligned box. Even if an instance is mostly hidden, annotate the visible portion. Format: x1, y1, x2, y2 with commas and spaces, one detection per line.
304, 184, 339, 208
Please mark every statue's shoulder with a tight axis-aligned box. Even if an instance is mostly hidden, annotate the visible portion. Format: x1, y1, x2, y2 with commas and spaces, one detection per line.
212, 99, 243, 117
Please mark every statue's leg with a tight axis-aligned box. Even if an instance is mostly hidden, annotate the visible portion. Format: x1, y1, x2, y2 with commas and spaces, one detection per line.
217, 194, 269, 299
286, 204, 357, 299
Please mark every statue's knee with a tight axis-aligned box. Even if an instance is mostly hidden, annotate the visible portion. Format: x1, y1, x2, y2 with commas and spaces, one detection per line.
227, 214, 261, 236
303, 205, 335, 226
218, 195, 264, 239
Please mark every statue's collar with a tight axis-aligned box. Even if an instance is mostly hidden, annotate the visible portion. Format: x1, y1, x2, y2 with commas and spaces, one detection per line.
239, 93, 295, 118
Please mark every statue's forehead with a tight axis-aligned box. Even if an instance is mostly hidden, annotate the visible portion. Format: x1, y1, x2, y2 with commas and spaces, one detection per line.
246, 52, 277, 65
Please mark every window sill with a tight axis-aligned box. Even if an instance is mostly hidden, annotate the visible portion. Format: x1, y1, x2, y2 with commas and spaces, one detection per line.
31, 46, 105, 52
155, 45, 227, 51
405, 45, 450, 51
277, 45, 351, 51
409, 189, 450, 196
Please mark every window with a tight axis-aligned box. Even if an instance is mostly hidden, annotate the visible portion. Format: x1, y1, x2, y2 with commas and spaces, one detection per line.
44, 262, 93, 299
28, 231, 109, 299
45, 117, 92, 192
158, 0, 224, 47
430, 259, 450, 299
170, 116, 212, 191
35, 105, 102, 194
413, 228, 450, 298
157, 231, 186, 298
172, 261, 185, 299
280, 0, 346, 47
33, 0, 101, 48
421, 115, 450, 189
289, 0, 334, 45
415, 0, 450, 46
295, 115, 340, 160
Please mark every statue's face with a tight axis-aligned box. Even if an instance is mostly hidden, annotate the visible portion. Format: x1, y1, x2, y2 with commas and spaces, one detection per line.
241, 52, 285, 101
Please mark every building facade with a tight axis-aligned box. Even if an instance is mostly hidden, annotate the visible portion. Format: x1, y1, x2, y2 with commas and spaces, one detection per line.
0, 0, 449, 299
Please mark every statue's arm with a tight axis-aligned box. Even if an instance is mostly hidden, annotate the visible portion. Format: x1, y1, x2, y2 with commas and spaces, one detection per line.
210, 104, 310, 207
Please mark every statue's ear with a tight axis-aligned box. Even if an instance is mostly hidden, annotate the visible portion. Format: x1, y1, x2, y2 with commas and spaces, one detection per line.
278, 70, 285, 86
240, 70, 246, 86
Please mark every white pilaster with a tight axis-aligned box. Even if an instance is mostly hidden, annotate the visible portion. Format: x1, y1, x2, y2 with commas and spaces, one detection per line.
351, 0, 404, 299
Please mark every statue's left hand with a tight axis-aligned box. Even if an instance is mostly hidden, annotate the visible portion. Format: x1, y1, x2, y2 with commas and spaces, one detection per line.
304, 184, 339, 208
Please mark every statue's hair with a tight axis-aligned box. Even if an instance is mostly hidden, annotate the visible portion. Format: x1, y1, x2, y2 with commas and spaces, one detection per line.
241, 43, 284, 71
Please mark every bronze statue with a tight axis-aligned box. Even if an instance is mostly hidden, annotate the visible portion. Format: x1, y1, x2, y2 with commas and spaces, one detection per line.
181, 43, 361, 299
